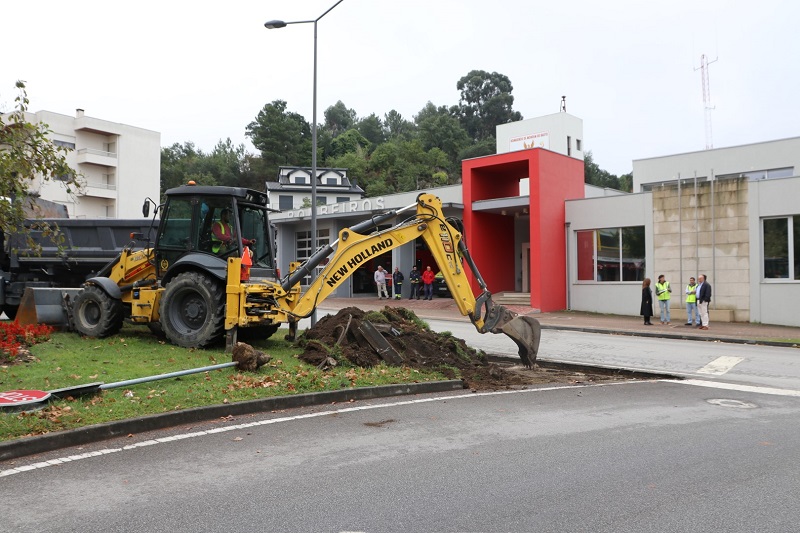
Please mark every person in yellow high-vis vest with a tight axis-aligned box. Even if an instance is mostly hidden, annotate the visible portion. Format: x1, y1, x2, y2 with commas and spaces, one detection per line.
655, 274, 672, 325
212, 208, 254, 254
684, 276, 700, 326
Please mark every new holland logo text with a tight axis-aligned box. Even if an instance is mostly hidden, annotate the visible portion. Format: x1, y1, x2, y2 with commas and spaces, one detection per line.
325, 238, 393, 288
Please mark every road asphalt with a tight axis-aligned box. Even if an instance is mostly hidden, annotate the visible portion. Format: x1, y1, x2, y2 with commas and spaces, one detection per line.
3, 295, 799, 462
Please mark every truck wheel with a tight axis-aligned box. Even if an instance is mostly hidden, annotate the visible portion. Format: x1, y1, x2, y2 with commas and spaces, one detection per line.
72, 285, 124, 338
159, 271, 225, 348
2, 305, 19, 320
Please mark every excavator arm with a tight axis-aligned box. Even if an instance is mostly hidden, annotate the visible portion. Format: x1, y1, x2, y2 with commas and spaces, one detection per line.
279, 193, 541, 367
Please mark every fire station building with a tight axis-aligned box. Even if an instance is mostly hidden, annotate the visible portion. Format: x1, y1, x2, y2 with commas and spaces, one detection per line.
269, 113, 800, 328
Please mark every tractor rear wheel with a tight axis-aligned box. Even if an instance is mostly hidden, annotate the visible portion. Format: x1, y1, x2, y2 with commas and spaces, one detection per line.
72, 285, 125, 338
159, 271, 225, 348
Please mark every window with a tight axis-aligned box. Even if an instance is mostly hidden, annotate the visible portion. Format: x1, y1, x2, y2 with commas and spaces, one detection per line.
763, 216, 800, 280
336, 197, 350, 204
576, 138, 582, 151
278, 195, 293, 210
295, 228, 331, 285
317, 196, 327, 205
294, 176, 307, 184
576, 227, 646, 282
53, 140, 76, 150
719, 167, 794, 181
326, 178, 338, 185
567, 136, 572, 156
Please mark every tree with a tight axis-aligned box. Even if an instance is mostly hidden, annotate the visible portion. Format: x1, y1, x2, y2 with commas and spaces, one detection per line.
246, 100, 311, 181
323, 100, 357, 137
356, 113, 386, 148
327, 129, 371, 159
383, 109, 415, 141
454, 70, 523, 141
414, 102, 470, 166
584, 151, 627, 191
1, 81, 77, 251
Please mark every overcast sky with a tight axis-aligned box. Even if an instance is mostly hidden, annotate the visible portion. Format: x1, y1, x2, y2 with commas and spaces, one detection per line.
3, 0, 797, 176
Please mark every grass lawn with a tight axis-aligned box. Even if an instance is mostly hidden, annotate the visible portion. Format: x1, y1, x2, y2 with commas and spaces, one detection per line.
0, 323, 449, 442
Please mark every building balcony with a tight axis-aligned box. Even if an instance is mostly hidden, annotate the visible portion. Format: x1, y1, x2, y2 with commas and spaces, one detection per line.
76, 148, 118, 167
79, 179, 117, 199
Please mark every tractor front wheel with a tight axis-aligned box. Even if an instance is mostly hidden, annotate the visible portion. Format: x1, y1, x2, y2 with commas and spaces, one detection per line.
72, 285, 124, 338
159, 271, 225, 348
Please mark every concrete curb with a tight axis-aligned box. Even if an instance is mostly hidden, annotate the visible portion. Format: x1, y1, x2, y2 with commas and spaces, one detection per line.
0, 380, 466, 462
539, 324, 800, 348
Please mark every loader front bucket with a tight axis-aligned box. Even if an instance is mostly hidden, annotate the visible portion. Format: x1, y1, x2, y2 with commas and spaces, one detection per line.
16, 287, 81, 329
499, 315, 541, 368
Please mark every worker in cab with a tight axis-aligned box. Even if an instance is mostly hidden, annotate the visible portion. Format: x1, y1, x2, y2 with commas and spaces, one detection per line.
212, 208, 254, 254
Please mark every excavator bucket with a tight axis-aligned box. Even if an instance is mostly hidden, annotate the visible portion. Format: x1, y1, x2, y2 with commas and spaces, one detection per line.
16, 287, 81, 329
500, 315, 541, 368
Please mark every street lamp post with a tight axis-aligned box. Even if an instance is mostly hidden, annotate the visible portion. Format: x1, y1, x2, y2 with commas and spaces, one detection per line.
265, 0, 345, 326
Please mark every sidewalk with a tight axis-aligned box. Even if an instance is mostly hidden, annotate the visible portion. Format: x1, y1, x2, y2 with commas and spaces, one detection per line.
319, 296, 800, 348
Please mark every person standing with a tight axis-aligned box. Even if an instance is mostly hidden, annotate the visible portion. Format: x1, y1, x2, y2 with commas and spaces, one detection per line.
421, 266, 435, 300
655, 274, 672, 325
374, 265, 389, 300
409, 266, 421, 300
684, 276, 700, 326
641, 278, 653, 325
392, 267, 404, 299
696, 274, 712, 330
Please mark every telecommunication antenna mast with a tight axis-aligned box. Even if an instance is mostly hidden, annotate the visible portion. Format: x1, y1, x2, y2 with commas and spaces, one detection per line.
695, 54, 718, 149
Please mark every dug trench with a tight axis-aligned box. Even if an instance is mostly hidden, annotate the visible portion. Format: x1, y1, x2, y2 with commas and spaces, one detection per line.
295, 307, 666, 390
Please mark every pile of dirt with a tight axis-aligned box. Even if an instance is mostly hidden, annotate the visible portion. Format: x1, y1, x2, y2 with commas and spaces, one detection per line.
296, 306, 623, 390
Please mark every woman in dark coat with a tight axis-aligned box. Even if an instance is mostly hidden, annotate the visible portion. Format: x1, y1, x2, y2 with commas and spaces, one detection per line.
641, 277, 653, 325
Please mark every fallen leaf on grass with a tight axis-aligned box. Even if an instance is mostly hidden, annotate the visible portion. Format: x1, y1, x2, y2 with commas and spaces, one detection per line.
233, 436, 243, 441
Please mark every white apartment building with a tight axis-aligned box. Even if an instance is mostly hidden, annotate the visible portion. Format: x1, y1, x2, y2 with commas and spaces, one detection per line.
14, 109, 160, 219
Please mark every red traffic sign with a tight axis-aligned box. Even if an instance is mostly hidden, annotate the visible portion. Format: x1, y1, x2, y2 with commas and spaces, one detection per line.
0, 389, 51, 407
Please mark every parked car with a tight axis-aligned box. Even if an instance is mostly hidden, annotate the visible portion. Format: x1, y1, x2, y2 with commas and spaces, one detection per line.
434, 272, 452, 298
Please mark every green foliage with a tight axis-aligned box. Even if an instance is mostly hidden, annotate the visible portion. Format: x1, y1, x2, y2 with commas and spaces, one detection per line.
383, 109, 416, 141
328, 129, 371, 159
0, 81, 79, 254
355, 113, 386, 148
323, 100, 357, 137
454, 70, 523, 141
246, 99, 311, 181
584, 151, 632, 192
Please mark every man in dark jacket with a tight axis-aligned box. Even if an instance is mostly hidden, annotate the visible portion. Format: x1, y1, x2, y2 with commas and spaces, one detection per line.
409, 266, 421, 300
392, 267, 404, 299
696, 274, 712, 330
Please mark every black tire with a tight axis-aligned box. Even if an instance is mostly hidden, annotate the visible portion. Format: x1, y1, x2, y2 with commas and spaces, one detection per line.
159, 271, 225, 348
72, 285, 124, 338
2, 305, 18, 320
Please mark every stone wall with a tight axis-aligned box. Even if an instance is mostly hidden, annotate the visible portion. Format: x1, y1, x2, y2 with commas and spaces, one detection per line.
652, 178, 749, 321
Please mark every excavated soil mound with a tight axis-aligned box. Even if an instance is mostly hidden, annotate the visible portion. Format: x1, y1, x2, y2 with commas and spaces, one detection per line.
296, 306, 625, 390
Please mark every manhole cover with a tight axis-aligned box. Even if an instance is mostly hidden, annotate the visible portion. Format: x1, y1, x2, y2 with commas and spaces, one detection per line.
707, 398, 757, 409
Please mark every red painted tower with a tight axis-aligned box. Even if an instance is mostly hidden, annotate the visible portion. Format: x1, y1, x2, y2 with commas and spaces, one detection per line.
462, 148, 584, 311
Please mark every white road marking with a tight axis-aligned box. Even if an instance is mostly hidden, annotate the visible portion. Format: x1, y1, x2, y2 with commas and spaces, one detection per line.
696, 356, 744, 375
666, 378, 800, 397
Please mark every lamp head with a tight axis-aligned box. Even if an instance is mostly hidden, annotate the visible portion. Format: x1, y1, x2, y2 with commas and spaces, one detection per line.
264, 20, 287, 29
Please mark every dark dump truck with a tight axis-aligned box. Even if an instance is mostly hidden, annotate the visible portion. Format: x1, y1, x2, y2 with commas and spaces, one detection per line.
0, 217, 154, 320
